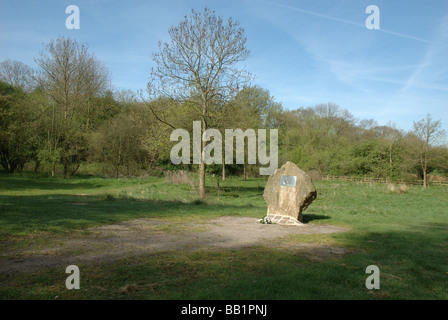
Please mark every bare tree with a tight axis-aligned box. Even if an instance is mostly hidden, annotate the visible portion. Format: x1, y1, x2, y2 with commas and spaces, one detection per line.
412, 113, 446, 188
113, 89, 138, 105
35, 37, 110, 177
36, 37, 109, 121
147, 7, 251, 199
0, 59, 37, 92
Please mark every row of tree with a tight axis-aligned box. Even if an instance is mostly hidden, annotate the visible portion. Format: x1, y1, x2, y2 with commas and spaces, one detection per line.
1, 8, 447, 195
278, 105, 447, 187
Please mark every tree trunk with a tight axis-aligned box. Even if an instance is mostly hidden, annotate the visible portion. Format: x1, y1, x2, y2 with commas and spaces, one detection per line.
198, 110, 206, 200
216, 176, 220, 200
222, 152, 226, 181
243, 161, 247, 180
423, 170, 427, 189
198, 158, 206, 199
51, 161, 56, 178
65, 163, 80, 179
420, 151, 427, 189
423, 152, 428, 189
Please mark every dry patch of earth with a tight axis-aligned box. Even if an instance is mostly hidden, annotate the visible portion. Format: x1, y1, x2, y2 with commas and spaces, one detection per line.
0, 216, 350, 273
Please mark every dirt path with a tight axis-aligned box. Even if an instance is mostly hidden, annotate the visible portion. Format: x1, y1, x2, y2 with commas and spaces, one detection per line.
0, 216, 350, 273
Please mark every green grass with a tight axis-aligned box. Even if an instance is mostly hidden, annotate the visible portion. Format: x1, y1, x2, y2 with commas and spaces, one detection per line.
1, 173, 447, 299
0, 173, 266, 238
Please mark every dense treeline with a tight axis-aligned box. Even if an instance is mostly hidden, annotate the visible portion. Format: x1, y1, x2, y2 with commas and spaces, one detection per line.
1, 36, 447, 185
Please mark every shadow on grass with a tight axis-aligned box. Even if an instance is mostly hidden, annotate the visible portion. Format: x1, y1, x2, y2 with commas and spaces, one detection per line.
148, 226, 448, 299
3, 227, 446, 299
0, 176, 103, 191
205, 185, 265, 196
0, 193, 263, 237
302, 214, 331, 223
337, 225, 448, 299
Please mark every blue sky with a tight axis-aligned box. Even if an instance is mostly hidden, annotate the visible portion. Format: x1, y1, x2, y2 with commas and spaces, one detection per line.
1, 0, 447, 133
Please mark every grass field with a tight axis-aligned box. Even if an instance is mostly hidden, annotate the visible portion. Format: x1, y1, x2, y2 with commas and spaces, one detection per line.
0, 173, 447, 300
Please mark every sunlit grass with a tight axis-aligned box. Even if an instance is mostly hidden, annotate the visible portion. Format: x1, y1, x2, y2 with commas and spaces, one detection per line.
0, 173, 447, 299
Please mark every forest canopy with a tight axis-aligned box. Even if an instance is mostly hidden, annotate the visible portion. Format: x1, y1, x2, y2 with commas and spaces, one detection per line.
1, 33, 447, 186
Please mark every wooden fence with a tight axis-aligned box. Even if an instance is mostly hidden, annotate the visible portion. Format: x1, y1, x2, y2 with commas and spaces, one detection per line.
320, 175, 448, 186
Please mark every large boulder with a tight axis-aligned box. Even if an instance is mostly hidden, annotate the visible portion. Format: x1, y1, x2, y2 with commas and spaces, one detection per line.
263, 162, 317, 225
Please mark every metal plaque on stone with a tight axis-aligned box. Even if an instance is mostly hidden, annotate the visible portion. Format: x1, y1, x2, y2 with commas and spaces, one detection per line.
279, 175, 297, 187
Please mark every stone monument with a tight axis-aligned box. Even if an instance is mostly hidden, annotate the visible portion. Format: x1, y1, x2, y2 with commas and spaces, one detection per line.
263, 161, 317, 225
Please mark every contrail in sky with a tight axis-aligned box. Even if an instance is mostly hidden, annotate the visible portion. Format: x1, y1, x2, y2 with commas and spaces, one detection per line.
259, 0, 447, 47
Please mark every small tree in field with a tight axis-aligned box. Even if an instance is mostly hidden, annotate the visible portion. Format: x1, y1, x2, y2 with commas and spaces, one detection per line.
412, 113, 446, 188
147, 7, 251, 199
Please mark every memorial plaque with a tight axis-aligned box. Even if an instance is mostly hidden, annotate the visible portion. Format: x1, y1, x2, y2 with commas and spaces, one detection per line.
280, 175, 297, 187
263, 162, 317, 224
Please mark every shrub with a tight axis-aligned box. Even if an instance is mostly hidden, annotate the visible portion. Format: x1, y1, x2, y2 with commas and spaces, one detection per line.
105, 194, 116, 201
306, 170, 321, 181
387, 183, 396, 193
398, 183, 409, 194
164, 170, 194, 185
191, 199, 205, 205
